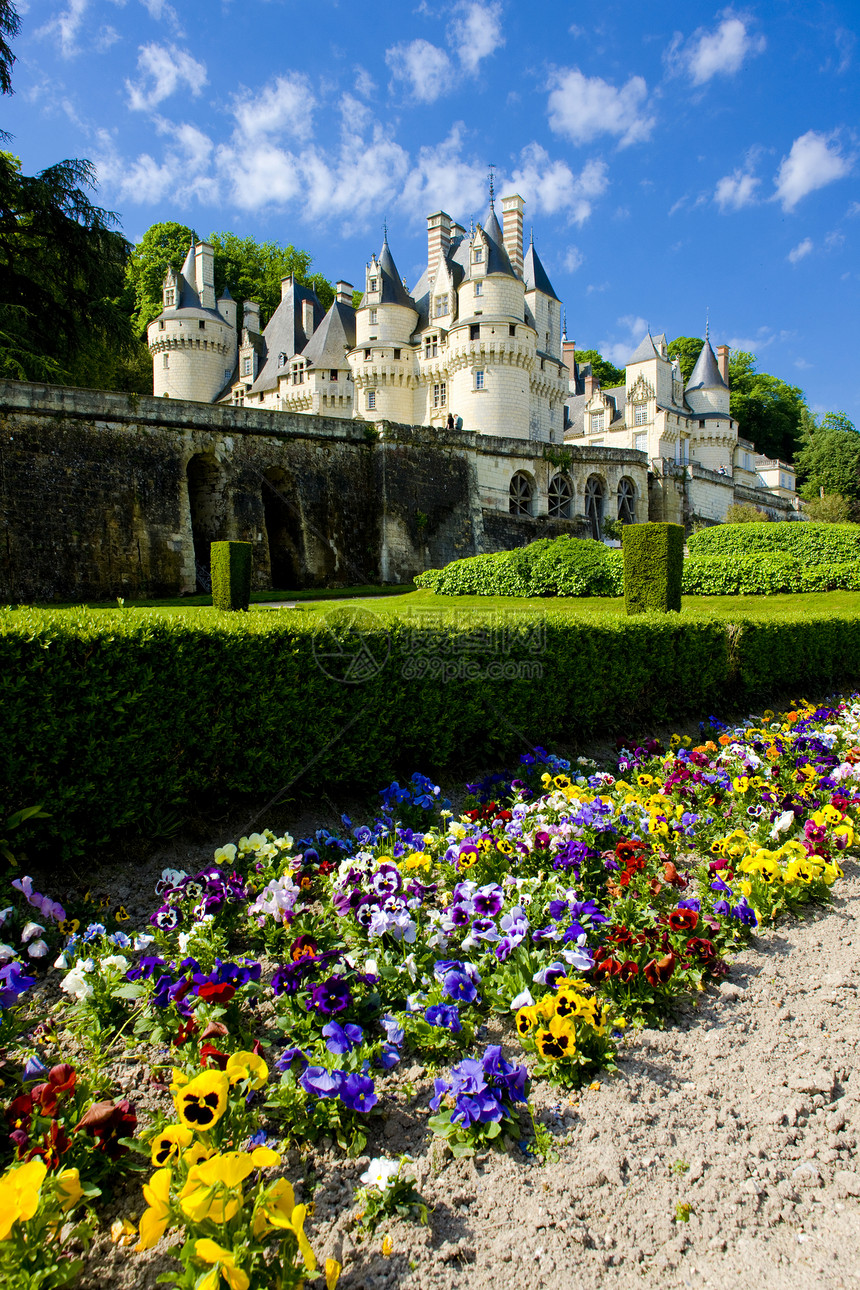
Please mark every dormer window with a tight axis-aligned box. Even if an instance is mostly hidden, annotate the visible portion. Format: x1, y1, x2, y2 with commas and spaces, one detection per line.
330, 369, 338, 381
242, 355, 252, 376
434, 294, 448, 317
278, 353, 288, 368
425, 336, 438, 358
473, 248, 483, 263
370, 277, 378, 292
634, 404, 647, 426
591, 412, 605, 434
165, 289, 174, 306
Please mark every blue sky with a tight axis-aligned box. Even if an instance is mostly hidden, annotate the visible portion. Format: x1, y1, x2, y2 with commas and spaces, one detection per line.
6, 0, 859, 422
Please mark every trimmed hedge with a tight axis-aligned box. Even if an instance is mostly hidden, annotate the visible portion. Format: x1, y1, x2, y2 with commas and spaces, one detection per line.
415, 536, 624, 598
623, 523, 684, 614
688, 521, 860, 562
211, 541, 252, 612
683, 554, 860, 596
2, 605, 860, 861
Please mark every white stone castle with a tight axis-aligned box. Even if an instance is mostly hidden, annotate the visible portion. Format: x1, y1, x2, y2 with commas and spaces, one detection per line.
148, 191, 797, 531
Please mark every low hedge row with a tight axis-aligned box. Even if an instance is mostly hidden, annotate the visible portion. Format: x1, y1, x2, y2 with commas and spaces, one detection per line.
688, 521, 860, 562
683, 555, 860, 596
416, 536, 624, 597
3, 605, 860, 861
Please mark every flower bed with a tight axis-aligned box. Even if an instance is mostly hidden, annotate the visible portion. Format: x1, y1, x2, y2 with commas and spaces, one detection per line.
2, 698, 859, 1286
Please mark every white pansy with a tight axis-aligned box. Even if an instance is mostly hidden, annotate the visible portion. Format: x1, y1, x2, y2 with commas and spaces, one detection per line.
510, 988, 535, 1010
101, 954, 130, 974
213, 844, 237, 865
60, 959, 95, 1000
0, 942, 16, 962
359, 1156, 402, 1191
771, 810, 795, 838
0, 906, 12, 927
27, 939, 49, 958
21, 921, 45, 943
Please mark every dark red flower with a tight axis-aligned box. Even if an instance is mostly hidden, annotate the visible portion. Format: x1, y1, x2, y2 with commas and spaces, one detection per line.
196, 981, 236, 1004
663, 862, 689, 890
6, 1093, 33, 1132
617, 961, 639, 982
200, 1042, 229, 1070
644, 953, 676, 987
686, 937, 716, 961
76, 1098, 137, 1159
594, 957, 622, 980
615, 839, 648, 865
608, 925, 633, 948
172, 1018, 198, 1046
668, 909, 699, 932
290, 934, 318, 962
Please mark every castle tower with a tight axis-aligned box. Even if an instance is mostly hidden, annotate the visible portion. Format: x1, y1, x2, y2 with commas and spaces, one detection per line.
685, 331, 734, 472
349, 230, 417, 423
148, 239, 238, 402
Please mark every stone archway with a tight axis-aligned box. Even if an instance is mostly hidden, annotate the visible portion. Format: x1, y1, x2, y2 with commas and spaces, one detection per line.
186, 453, 229, 591
261, 467, 305, 590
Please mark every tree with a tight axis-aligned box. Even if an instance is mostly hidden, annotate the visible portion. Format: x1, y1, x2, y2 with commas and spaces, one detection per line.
667, 336, 704, 383
124, 220, 196, 334
575, 348, 625, 388
794, 410, 860, 503
727, 351, 807, 462
725, 503, 771, 523
805, 494, 855, 523
208, 231, 333, 326
0, 152, 136, 386
1, 0, 20, 97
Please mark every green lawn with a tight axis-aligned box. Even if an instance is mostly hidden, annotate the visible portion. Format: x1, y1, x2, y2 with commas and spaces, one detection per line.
21, 588, 860, 621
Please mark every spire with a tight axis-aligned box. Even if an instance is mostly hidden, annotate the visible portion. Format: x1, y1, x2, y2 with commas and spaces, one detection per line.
488, 163, 496, 210
375, 233, 414, 308
563, 310, 567, 341
705, 309, 710, 344
180, 236, 197, 286
687, 333, 727, 391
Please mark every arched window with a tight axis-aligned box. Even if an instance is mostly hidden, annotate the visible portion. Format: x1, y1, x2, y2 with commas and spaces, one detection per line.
584, 475, 605, 540
509, 472, 533, 516
548, 474, 573, 519
617, 478, 636, 525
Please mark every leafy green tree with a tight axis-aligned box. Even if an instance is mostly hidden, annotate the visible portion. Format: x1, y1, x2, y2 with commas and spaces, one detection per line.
805, 494, 855, 523
1, 0, 20, 97
124, 220, 195, 335
209, 231, 334, 325
795, 410, 860, 503
667, 336, 703, 383
575, 348, 625, 388
0, 152, 136, 385
725, 503, 771, 523
728, 351, 807, 462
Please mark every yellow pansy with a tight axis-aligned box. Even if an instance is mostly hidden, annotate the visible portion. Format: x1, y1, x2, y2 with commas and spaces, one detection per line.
150, 1124, 194, 1167
174, 1069, 229, 1131
225, 1052, 269, 1090
0, 1158, 47, 1240
254, 1180, 316, 1269
326, 1258, 342, 1289
136, 1167, 172, 1251
195, 1240, 250, 1290
55, 1167, 85, 1212
110, 1218, 137, 1247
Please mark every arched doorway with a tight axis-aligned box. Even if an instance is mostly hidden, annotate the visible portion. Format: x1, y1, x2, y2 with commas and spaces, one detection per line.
548, 473, 573, 519
186, 454, 228, 591
585, 475, 605, 540
509, 472, 534, 516
261, 468, 305, 589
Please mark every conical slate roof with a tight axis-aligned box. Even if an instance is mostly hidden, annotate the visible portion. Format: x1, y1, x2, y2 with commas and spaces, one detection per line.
686, 338, 726, 391
480, 206, 516, 277
376, 235, 414, 307
523, 237, 560, 300
301, 299, 356, 368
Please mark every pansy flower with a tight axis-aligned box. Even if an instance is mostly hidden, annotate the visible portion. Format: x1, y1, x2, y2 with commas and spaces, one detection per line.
135, 1166, 172, 1251
225, 1051, 268, 1089
174, 1070, 229, 1130
150, 1124, 194, 1167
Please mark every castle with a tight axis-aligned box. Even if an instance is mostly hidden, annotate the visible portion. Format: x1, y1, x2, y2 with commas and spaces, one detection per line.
147, 191, 798, 536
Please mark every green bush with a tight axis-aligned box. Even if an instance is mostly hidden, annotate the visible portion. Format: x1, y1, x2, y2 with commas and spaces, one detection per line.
211, 541, 252, 612
415, 536, 623, 598
682, 554, 860, 596
688, 521, 860, 563
2, 604, 860, 861
623, 523, 684, 614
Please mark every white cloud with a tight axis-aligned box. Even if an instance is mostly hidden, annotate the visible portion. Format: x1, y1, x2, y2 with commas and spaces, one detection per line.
398, 124, 487, 217
714, 167, 760, 211
37, 0, 91, 57
727, 327, 775, 352
95, 118, 218, 206
232, 73, 314, 137
126, 43, 207, 111
794, 357, 813, 370
452, 2, 504, 73
509, 145, 609, 224
600, 315, 649, 366
668, 14, 766, 85
773, 130, 853, 211
139, 0, 184, 35
847, 201, 860, 217
787, 237, 813, 264
564, 246, 584, 272
547, 68, 655, 148
353, 65, 376, 99
385, 38, 453, 103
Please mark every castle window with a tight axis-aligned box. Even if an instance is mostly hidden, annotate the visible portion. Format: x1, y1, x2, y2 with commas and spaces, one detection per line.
634, 404, 647, 426
545, 332, 550, 349
278, 353, 288, 368
473, 247, 483, 263
242, 356, 252, 376
163, 354, 169, 369
435, 294, 448, 317
199, 320, 205, 330
617, 478, 636, 525
470, 324, 479, 341
366, 390, 376, 410
475, 369, 485, 391
590, 412, 605, 434
509, 472, 533, 516
548, 474, 573, 519
433, 382, 447, 408
634, 432, 647, 452
159, 320, 165, 330
370, 277, 377, 292
474, 282, 482, 297
364, 348, 371, 359
165, 289, 174, 306
425, 336, 438, 358
330, 369, 338, 381
509, 324, 516, 337
369, 308, 378, 324
584, 475, 605, 540
393, 348, 401, 360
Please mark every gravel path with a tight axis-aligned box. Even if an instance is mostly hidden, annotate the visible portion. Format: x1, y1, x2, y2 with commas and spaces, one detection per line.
313, 860, 860, 1290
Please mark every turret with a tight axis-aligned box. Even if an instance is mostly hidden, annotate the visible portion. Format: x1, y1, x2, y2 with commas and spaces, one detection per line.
147, 237, 238, 402
350, 230, 417, 423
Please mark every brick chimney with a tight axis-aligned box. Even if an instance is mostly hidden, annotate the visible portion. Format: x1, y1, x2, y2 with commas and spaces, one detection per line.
501, 193, 525, 278
336, 280, 354, 305
194, 240, 216, 310
562, 339, 577, 383
717, 344, 730, 385
280, 274, 294, 301
427, 211, 453, 281
243, 301, 261, 334
584, 372, 596, 399
301, 298, 315, 340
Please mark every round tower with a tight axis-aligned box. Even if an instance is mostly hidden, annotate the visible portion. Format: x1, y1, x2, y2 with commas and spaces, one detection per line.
148, 239, 238, 402
349, 232, 418, 423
